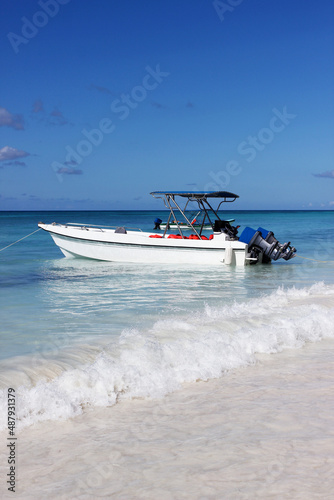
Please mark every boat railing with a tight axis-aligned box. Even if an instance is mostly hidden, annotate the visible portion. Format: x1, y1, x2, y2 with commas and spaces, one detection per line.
65, 222, 144, 232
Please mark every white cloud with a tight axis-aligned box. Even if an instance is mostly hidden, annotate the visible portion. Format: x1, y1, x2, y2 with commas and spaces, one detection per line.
0, 146, 30, 162
56, 166, 83, 175
0, 107, 24, 130
313, 170, 334, 179
89, 83, 114, 95
32, 99, 44, 113
49, 106, 68, 126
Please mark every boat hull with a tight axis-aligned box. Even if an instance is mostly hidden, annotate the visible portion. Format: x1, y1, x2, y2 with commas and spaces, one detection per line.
40, 224, 249, 266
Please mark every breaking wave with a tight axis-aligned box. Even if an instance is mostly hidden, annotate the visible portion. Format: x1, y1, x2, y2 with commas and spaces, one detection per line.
1, 282, 334, 431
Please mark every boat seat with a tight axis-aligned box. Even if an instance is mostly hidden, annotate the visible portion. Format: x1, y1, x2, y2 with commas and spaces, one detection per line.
115, 227, 127, 234
149, 234, 163, 238
209, 234, 214, 240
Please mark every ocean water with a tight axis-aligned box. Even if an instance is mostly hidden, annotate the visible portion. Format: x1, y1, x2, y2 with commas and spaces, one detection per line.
0, 210, 334, 499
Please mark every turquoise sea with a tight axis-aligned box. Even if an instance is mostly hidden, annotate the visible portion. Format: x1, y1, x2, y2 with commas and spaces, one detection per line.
1, 210, 334, 498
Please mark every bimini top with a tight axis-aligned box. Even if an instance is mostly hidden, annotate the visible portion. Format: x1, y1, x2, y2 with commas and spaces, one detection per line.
150, 191, 239, 200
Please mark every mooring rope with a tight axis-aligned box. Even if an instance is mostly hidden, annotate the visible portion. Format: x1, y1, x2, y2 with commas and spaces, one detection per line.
295, 254, 333, 264
0, 228, 42, 252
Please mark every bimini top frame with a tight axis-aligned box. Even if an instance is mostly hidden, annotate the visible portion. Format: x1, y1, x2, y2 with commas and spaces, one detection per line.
150, 191, 239, 238
150, 191, 239, 200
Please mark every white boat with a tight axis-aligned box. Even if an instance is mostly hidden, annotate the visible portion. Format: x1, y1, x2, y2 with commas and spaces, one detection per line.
38, 191, 296, 266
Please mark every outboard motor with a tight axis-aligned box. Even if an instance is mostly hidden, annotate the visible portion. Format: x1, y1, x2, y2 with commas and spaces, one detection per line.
257, 227, 296, 261
239, 227, 296, 262
154, 218, 162, 230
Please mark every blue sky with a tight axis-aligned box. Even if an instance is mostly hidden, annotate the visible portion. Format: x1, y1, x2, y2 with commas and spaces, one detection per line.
0, 0, 333, 210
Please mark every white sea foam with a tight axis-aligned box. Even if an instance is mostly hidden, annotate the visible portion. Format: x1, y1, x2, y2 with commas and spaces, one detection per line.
1, 282, 334, 431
